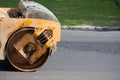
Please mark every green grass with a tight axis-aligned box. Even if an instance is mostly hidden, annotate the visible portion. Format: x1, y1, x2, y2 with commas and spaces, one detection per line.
0, 0, 120, 26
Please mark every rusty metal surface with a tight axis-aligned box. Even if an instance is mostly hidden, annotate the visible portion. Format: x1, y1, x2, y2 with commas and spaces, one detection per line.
6, 28, 51, 71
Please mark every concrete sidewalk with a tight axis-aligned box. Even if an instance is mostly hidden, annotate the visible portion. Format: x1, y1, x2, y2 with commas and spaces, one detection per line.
62, 25, 120, 31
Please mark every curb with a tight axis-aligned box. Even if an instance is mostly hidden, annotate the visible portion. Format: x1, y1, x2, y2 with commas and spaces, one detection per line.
62, 26, 120, 31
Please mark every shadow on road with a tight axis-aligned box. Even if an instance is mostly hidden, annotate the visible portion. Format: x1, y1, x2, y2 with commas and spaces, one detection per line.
0, 60, 18, 72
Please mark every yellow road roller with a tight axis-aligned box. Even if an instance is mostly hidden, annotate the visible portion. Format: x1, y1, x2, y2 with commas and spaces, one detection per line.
0, 0, 61, 72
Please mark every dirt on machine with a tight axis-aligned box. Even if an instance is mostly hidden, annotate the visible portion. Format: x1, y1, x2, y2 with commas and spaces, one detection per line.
0, 0, 61, 72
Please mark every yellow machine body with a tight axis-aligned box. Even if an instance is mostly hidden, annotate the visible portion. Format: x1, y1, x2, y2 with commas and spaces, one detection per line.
0, 0, 61, 72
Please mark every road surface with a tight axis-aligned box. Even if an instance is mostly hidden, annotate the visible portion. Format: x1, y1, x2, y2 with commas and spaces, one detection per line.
0, 29, 120, 80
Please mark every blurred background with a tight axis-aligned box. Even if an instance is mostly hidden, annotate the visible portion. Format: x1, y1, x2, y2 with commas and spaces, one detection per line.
0, 0, 120, 26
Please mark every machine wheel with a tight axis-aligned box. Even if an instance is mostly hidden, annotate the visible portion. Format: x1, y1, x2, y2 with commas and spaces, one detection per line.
5, 27, 50, 72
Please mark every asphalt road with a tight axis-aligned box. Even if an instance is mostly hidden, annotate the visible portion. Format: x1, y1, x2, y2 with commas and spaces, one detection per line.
0, 29, 120, 80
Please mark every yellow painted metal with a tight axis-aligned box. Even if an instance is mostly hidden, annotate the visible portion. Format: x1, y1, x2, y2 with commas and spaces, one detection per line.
0, 8, 61, 60
0, 8, 9, 18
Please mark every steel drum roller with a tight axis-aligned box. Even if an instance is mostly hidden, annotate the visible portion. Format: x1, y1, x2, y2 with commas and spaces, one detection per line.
6, 28, 51, 71
0, 0, 61, 72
